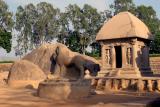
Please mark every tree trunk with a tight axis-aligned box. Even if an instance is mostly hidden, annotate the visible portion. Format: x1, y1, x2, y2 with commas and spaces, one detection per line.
82, 45, 85, 55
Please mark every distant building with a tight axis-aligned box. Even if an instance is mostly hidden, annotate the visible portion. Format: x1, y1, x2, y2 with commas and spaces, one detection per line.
96, 12, 153, 77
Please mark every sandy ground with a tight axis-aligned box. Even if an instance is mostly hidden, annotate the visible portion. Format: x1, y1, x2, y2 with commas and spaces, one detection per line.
0, 87, 159, 107
0, 71, 160, 107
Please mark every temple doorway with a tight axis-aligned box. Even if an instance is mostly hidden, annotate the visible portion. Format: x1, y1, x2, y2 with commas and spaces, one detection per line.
115, 46, 122, 68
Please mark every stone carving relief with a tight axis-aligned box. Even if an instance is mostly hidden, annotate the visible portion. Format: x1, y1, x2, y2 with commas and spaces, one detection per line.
105, 49, 111, 65
126, 47, 132, 65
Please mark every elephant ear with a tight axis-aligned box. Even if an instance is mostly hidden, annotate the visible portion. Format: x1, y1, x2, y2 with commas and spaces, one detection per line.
55, 46, 60, 56
51, 46, 60, 60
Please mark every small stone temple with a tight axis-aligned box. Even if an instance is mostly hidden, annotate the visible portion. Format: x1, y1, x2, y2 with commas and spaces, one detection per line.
96, 11, 153, 77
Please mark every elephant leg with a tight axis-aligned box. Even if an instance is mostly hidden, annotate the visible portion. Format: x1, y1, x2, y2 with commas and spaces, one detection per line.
60, 65, 67, 78
53, 64, 61, 78
79, 66, 85, 80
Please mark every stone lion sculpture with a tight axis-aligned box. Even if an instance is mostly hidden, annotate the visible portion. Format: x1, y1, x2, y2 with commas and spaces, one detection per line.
51, 46, 100, 80
22, 43, 100, 80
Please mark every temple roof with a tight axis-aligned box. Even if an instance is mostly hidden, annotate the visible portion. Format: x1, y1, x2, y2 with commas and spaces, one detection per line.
96, 11, 153, 41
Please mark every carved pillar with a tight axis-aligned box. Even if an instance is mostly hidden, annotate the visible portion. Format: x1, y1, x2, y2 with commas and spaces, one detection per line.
111, 45, 116, 68
137, 79, 144, 92
112, 79, 119, 91
147, 80, 153, 92
157, 80, 160, 91
105, 79, 112, 92
122, 45, 127, 68
96, 79, 103, 90
101, 44, 106, 69
105, 48, 111, 66
132, 39, 137, 68
121, 79, 127, 89
91, 79, 97, 86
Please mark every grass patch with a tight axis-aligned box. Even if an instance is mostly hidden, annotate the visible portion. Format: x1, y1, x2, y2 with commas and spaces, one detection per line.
149, 54, 160, 57
0, 61, 14, 64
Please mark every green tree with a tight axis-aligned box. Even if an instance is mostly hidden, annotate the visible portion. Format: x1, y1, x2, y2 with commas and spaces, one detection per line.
134, 5, 160, 53
15, 2, 60, 56
135, 5, 159, 34
15, 4, 37, 55
65, 31, 81, 52
150, 31, 160, 53
57, 12, 69, 44
36, 2, 60, 44
0, 0, 13, 53
0, 32, 12, 53
0, 0, 14, 31
65, 4, 102, 54
110, 0, 136, 15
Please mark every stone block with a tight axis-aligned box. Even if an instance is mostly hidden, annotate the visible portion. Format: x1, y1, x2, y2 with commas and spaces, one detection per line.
37, 79, 91, 100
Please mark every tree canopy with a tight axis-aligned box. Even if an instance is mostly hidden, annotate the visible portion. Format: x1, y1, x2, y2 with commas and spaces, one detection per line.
15, 2, 60, 55
15, 3, 104, 55
0, 31, 12, 53
110, 0, 136, 15
0, 0, 13, 53
0, 0, 159, 56
64, 4, 103, 54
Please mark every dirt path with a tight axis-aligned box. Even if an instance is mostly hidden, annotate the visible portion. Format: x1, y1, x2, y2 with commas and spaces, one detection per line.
0, 87, 159, 107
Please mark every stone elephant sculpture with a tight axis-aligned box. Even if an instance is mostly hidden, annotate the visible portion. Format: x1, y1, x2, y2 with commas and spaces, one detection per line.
50, 46, 100, 80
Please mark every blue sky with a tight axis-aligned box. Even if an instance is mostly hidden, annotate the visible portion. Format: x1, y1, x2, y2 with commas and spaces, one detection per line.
0, 0, 160, 60
4, 0, 160, 17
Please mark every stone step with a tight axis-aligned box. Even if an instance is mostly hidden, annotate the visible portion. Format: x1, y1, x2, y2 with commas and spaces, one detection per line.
109, 70, 120, 76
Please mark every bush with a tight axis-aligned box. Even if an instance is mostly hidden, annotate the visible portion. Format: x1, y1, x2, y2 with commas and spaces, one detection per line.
85, 51, 100, 59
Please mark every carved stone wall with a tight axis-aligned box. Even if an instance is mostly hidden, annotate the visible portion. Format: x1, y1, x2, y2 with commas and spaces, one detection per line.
99, 38, 152, 77
92, 77, 160, 93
